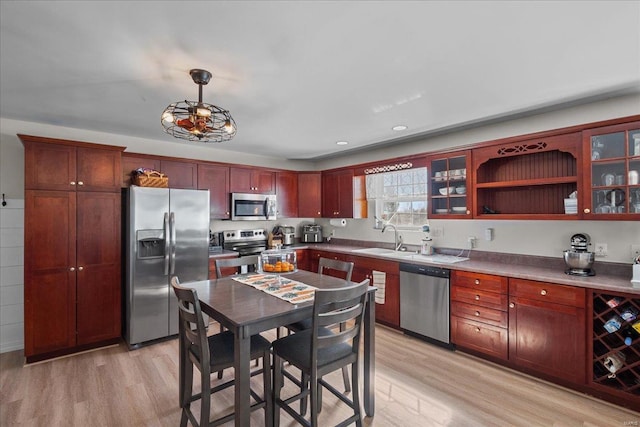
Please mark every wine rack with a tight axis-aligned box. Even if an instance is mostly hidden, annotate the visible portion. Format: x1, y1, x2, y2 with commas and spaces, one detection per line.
591, 292, 640, 398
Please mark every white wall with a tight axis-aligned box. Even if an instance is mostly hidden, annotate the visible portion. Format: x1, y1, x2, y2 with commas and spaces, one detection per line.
0, 198, 24, 353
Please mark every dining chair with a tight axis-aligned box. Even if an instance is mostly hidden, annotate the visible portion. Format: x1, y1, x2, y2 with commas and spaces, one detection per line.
286, 257, 355, 396
214, 254, 260, 278
171, 276, 272, 427
272, 279, 369, 427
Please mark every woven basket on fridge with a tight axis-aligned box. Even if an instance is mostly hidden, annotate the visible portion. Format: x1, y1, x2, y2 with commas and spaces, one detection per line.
133, 171, 169, 188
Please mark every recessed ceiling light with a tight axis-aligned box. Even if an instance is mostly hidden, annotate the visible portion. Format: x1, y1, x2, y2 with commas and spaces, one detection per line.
336, 141, 348, 145
392, 125, 408, 131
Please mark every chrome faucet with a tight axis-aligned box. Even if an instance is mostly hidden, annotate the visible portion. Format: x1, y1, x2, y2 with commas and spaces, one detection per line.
382, 223, 403, 251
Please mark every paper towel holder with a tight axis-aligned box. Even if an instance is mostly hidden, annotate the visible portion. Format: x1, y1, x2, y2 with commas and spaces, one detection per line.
329, 218, 347, 227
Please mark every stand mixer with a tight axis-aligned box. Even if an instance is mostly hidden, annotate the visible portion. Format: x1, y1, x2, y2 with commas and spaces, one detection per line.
564, 233, 596, 276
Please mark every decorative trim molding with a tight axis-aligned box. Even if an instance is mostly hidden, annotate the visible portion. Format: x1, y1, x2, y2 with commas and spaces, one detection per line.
364, 162, 413, 174
497, 141, 547, 156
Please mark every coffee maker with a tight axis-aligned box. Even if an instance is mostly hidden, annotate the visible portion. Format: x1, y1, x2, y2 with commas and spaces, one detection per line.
563, 233, 596, 276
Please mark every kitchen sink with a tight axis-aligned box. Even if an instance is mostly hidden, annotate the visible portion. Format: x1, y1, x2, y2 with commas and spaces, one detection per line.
352, 247, 469, 263
352, 247, 417, 259
409, 254, 469, 264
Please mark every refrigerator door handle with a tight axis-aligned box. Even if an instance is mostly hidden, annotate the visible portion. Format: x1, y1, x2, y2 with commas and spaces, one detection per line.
163, 212, 170, 275
170, 212, 177, 275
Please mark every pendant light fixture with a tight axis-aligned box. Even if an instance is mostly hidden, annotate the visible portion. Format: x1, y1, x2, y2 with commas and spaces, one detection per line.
161, 69, 236, 142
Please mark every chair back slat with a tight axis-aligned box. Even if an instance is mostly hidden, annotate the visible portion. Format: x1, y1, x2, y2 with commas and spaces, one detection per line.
311, 279, 369, 359
318, 257, 354, 282
215, 255, 260, 277
171, 276, 210, 365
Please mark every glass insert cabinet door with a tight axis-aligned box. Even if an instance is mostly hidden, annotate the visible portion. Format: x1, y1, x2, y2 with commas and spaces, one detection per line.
428, 152, 471, 217
585, 121, 640, 217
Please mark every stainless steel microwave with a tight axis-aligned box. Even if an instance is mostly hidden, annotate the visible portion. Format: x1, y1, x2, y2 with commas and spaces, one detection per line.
231, 193, 277, 221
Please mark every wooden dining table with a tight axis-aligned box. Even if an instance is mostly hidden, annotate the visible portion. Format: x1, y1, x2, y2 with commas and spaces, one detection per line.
186, 270, 376, 426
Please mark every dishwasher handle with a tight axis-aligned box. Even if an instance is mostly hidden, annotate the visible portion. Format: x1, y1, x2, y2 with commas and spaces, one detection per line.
399, 262, 450, 278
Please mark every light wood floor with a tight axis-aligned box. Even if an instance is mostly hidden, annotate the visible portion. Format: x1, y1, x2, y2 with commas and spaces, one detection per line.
1, 325, 638, 426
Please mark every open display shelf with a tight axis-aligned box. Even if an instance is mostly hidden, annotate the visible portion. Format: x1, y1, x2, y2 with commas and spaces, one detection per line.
472, 132, 581, 219
591, 292, 640, 397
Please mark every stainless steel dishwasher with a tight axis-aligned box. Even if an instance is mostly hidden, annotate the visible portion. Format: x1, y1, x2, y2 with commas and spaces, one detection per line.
399, 262, 452, 348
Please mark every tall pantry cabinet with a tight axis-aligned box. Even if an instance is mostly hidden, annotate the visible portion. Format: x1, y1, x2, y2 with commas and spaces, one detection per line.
20, 135, 124, 362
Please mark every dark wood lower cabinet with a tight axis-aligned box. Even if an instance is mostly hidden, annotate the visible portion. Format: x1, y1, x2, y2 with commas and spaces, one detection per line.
451, 316, 508, 360
75, 192, 121, 345
508, 295, 586, 384
24, 190, 121, 362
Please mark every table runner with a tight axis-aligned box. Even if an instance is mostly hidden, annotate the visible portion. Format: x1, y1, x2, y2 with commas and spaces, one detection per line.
231, 273, 316, 303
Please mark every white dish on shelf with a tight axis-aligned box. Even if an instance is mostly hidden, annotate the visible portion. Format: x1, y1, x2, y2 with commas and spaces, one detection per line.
439, 187, 455, 195
451, 207, 467, 213
435, 208, 449, 214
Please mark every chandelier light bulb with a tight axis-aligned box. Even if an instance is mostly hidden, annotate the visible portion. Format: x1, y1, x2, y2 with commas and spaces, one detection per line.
161, 111, 174, 123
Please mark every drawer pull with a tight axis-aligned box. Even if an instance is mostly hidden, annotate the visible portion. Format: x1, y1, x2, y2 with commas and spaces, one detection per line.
78, 181, 84, 186
474, 295, 480, 301
509, 302, 515, 308
474, 279, 480, 285
78, 266, 83, 271
540, 289, 547, 296
474, 311, 480, 316
70, 181, 76, 186
475, 327, 481, 333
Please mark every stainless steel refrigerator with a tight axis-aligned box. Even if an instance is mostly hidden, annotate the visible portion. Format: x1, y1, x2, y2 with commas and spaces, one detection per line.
124, 186, 210, 348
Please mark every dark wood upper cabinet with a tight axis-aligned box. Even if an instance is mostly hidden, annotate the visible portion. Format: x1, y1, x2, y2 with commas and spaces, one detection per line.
160, 159, 198, 189
322, 169, 367, 218
427, 150, 472, 218
121, 154, 161, 187
21, 135, 123, 192
230, 166, 275, 194
472, 132, 581, 220
276, 171, 298, 218
581, 120, 640, 220
197, 163, 230, 219
297, 172, 322, 218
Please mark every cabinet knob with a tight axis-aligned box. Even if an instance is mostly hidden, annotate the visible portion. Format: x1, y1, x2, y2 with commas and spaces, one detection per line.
584, 208, 590, 214
466, 210, 470, 215
474, 311, 480, 316
78, 266, 83, 271
540, 289, 547, 296
474, 295, 480, 301
78, 181, 84, 186
70, 181, 76, 186
509, 302, 515, 308
69, 267, 75, 272
475, 327, 481, 333
474, 279, 480, 285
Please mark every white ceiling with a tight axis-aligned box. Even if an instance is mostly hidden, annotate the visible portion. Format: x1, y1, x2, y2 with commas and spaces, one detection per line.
1, 1, 639, 160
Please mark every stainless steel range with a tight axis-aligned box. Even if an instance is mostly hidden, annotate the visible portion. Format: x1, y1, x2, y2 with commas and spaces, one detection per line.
220, 228, 267, 256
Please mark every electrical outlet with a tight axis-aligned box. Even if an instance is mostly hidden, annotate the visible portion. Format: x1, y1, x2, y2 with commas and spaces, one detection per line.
467, 236, 477, 249
594, 243, 608, 257
431, 226, 444, 238
632, 244, 640, 259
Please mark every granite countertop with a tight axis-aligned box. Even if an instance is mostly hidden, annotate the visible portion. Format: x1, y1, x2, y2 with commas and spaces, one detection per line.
296, 242, 640, 296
